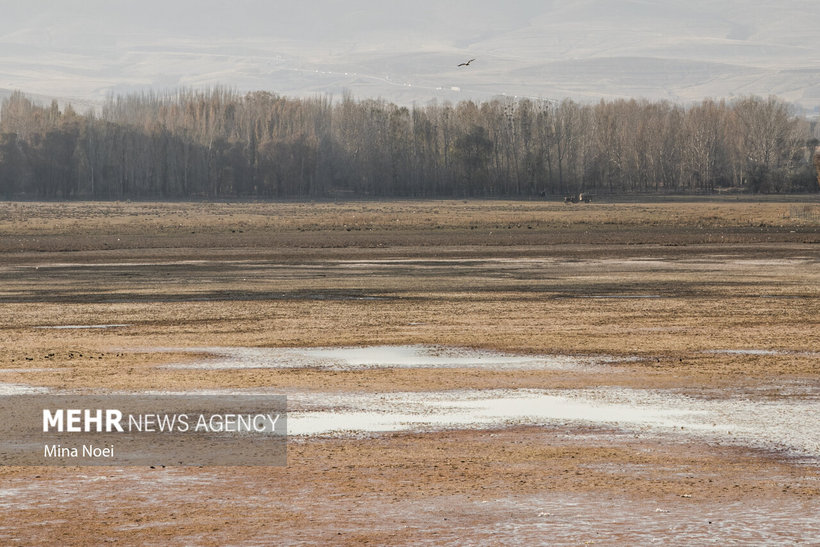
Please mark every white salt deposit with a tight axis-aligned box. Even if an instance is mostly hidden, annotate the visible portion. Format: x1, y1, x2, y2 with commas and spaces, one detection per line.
0, 383, 49, 395
287, 388, 820, 462
111, 345, 820, 462
159, 345, 617, 371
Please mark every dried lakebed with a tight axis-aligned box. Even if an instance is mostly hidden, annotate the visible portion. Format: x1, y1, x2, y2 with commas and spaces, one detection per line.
128, 345, 820, 464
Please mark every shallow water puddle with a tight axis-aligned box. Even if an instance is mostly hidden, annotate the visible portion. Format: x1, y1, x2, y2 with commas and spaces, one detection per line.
287, 388, 820, 462
287, 389, 700, 435
12, 344, 819, 463
143, 344, 820, 461
159, 345, 617, 371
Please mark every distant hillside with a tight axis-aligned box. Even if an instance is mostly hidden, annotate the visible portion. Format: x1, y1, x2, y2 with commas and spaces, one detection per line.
0, 1, 819, 109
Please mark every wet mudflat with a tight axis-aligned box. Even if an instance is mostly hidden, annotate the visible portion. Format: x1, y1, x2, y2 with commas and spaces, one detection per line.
126, 344, 820, 461
1, 427, 818, 545
0, 200, 818, 544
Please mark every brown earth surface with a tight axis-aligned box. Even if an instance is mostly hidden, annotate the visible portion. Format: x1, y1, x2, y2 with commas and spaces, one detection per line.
0, 199, 818, 545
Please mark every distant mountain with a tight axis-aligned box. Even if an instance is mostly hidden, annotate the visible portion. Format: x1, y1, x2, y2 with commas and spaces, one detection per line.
1, 0, 819, 110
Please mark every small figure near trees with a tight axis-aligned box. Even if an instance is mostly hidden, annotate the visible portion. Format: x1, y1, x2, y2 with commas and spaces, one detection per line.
564, 193, 592, 203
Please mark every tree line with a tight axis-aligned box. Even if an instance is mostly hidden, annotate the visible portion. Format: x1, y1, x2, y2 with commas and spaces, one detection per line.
0, 89, 818, 199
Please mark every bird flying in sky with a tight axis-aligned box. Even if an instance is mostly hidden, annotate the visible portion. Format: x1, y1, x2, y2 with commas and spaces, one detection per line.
457, 58, 475, 67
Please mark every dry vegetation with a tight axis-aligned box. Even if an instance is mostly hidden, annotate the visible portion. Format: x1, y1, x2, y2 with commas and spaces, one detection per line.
0, 199, 818, 544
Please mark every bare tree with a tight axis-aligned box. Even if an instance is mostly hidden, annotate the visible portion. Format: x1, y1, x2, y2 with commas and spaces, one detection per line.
0, 90, 814, 199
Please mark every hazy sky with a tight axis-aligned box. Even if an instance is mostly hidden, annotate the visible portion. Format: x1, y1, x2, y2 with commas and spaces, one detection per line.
2, 1, 819, 108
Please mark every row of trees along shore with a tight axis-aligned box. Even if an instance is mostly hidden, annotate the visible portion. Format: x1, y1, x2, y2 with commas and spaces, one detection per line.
0, 89, 818, 199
